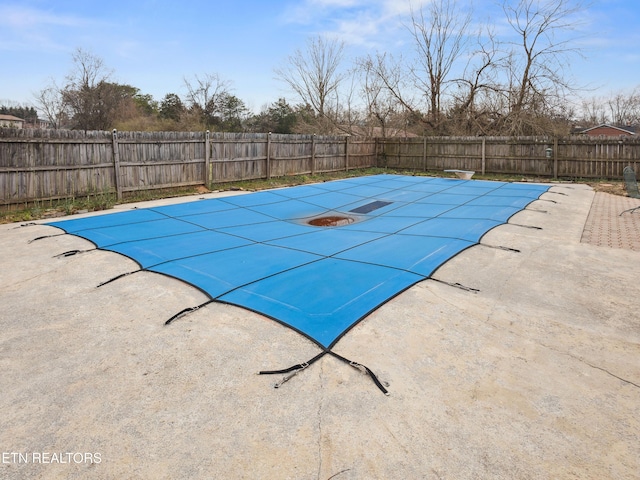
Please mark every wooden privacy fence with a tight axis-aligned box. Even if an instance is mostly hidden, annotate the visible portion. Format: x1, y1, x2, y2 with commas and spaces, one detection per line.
2, 129, 640, 208
380, 136, 640, 179
0, 129, 375, 207
209, 132, 375, 182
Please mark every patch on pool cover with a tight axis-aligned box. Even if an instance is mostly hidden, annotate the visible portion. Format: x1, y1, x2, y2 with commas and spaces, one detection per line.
45, 174, 550, 392
349, 200, 393, 214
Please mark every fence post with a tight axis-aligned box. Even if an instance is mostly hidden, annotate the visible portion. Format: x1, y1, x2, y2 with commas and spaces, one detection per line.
204, 130, 210, 187
311, 134, 316, 175
553, 137, 558, 179
423, 137, 427, 171
266, 132, 271, 180
345, 135, 350, 171
111, 129, 122, 201
374, 137, 378, 168
481, 137, 486, 175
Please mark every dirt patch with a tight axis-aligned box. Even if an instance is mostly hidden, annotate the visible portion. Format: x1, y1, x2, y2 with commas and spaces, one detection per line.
588, 181, 627, 196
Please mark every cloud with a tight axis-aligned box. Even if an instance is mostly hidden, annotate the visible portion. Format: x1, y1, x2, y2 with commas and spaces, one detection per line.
0, 5, 86, 28
281, 0, 413, 47
0, 2, 122, 54
0, 4, 104, 53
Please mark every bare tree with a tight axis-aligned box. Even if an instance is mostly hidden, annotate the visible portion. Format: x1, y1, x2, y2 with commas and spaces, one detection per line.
406, 0, 472, 132
56, 48, 136, 130
356, 0, 474, 135
356, 0, 586, 136
183, 73, 233, 128
34, 81, 67, 129
606, 89, 640, 126
576, 88, 640, 128
34, 49, 143, 130
363, 52, 416, 115
275, 35, 346, 133
356, 55, 407, 137
66, 48, 111, 92
447, 25, 504, 135
578, 96, 607, 125
500, 0, 586, 134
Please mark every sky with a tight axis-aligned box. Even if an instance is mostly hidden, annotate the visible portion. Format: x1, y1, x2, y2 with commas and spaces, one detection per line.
1, 0, 640, 115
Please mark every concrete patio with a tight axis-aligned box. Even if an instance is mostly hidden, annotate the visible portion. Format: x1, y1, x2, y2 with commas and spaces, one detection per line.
0, 181, 638, 479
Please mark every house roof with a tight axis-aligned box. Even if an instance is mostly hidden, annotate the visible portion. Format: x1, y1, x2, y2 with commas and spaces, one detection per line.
579, 124, 636, 135
0, 114, 25, 122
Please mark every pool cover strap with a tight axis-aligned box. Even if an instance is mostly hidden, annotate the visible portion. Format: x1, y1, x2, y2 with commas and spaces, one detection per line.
53, 249, 93, 258
29, 233, 65, 243
333, 351, 389, 396
260, 350, 389, 395
97, 270, 138, 288
164, 300, 215, 325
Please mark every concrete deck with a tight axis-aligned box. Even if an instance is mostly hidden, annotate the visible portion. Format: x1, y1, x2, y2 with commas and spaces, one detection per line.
1, 182, 639, 479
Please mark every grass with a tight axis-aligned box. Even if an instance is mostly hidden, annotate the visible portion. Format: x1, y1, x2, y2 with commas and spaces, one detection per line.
0, 168, 627, 224
0, 186, 199, 224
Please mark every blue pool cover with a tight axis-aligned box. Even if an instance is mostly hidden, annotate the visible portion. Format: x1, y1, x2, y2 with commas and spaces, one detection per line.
47, 174, 549, 352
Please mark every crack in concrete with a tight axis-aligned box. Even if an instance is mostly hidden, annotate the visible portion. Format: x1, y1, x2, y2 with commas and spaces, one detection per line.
506, 325, 640, 390
562, 351, 640, 390
489, 308, 640, 390
429, 238, 639, 392
326, 468, 351, 479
